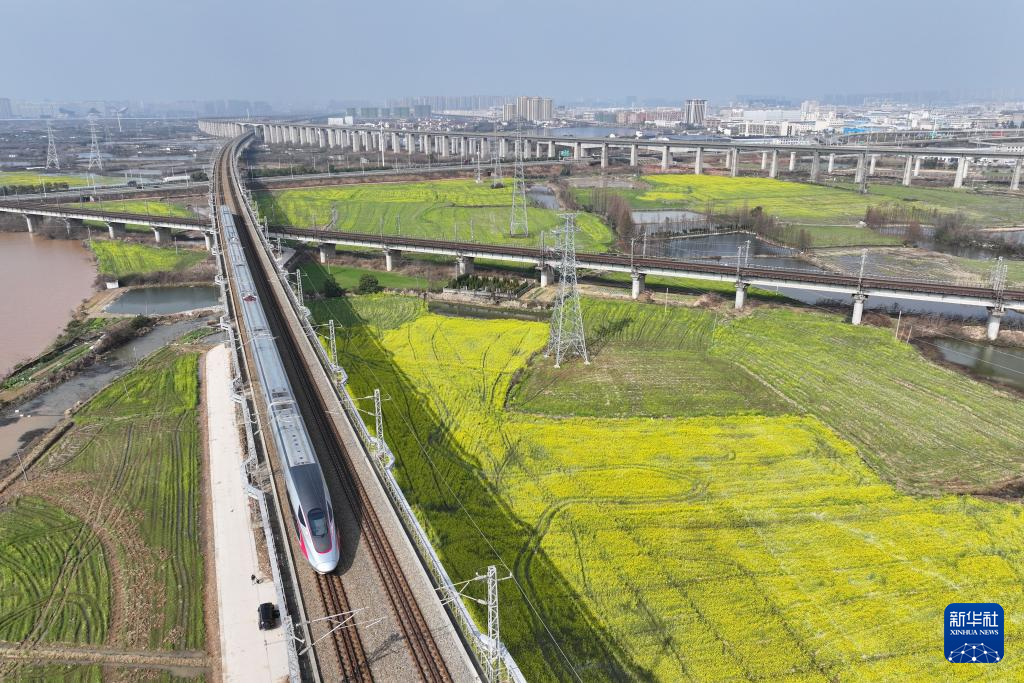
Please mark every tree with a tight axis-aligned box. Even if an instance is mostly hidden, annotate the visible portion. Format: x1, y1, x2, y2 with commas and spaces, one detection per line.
355, 274, 380, 294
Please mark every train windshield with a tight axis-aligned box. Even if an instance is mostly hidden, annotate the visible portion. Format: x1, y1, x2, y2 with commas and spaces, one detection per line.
307, 508, 328, 537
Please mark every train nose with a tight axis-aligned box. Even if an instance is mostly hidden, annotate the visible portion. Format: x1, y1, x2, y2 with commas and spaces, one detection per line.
313, 558, 337, 574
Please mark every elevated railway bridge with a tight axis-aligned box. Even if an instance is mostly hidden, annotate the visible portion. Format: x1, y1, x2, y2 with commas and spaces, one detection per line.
201, 118, 1024, 190
2, 187, 1022, 340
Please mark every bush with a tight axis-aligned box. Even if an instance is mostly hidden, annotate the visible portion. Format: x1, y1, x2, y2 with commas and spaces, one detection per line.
355, 274, 381, 294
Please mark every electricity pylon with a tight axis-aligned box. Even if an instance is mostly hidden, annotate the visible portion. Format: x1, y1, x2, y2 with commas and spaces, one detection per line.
992, 256, 1008, 306
509, 130, 529, 237
87, 115, 103, 171
546, 213, 589, 367
45, 122, 60, 170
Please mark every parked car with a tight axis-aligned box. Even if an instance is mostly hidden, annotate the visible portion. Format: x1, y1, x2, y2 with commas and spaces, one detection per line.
258, 602, 280, 630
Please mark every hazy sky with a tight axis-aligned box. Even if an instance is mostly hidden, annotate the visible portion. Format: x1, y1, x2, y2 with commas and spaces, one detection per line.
6, 0, 1022, 103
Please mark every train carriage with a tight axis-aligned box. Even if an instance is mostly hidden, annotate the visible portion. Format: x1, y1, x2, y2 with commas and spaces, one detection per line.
220, 205, 340, 574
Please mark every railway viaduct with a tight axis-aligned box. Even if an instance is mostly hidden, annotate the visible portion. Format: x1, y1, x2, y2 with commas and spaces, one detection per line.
199, 118, 1024, 191
2, 195, 1021, 340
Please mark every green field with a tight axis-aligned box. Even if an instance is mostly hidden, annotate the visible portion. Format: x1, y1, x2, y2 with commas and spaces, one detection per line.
256, 179, 615, 252
814, 246, 1024, 287
4, 665, 205, 682
777, 224, 901, 247
71, 199, 195, 219
509, 302, 791, 418
68, 347, 205, 650
89, 241, 208, 278
0, 171, 121, 189
317, 292, 1024, 680
0, 497, 111, 645
300, 260, 441, 292
581, 174, 1024, 228
4, 345, 206, 655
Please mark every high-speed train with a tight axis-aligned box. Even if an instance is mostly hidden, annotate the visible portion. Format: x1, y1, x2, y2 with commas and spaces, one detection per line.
220, 205, 340, 574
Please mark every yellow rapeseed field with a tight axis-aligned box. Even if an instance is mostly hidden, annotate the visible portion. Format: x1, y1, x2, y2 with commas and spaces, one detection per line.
365, 309, 1024, 681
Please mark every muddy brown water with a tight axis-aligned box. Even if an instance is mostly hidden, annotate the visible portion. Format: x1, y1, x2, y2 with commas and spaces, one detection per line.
0, 233, 97, 377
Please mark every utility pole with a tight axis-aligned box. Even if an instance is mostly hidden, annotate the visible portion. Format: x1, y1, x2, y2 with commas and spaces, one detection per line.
327, 319, 338, 370
486, 565, 502, 682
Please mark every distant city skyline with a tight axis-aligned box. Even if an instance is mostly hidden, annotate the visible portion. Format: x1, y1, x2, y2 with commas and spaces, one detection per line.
5, 0, 1022, 104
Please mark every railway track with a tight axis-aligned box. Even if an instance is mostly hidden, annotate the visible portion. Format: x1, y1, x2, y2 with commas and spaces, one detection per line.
216, 135, 453, 682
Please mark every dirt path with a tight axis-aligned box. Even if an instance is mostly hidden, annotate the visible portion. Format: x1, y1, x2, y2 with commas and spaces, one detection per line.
0, 640, 210, 672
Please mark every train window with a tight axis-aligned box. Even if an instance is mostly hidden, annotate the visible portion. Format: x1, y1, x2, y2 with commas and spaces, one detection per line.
307, 508, 327, 537
297, 507, 306, 527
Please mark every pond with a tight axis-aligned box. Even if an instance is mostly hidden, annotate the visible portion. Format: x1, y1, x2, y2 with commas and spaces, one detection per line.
106, 285, 221, 315
930, 338, 1024, 392
640, 231, 824, 273
527, 185, 560, 209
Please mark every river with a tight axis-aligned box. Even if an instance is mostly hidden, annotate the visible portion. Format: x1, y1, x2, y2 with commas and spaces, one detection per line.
0, 233, 97, 377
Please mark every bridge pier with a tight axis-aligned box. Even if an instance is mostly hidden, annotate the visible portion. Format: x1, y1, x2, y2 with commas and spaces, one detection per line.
827, 153, 835, 174
153, 226, 171, 244
23, 214, 37, 233
203, 232, 213, 251
384, 249, 400, 272
631, 272, 646, 299
319, 243, 334, 263
106, 221, 125, 239
902, 155, 914, 187
768, 150, 779, 179
953, 155, 967, 188
694, 147, 703, 175
868, 154, 877, 176
1012, 157, 1023, 191
630, 144, 638, 167
788, 151, 796, 172
810, 152, 821, 182
573, 141, 581, 161
601, 143, 609, 169
538, 263, 554, 287
456, 255, 474, 276
661, 146, 670, 170
548, 140, 556, 159
855, 154, 868, 193
986, 307, 1005, 341
734, 282, 748, 309
730, 149, 740, 177
851, 293, 867, 325
760, 151, 768, 171
914, 156, 922, 178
